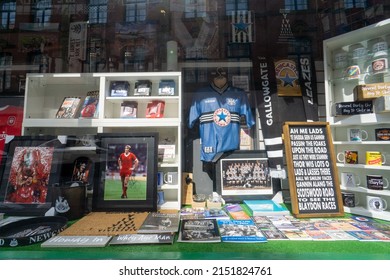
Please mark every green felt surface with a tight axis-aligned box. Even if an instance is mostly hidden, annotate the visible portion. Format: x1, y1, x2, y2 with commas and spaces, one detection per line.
1, 237, 389, 260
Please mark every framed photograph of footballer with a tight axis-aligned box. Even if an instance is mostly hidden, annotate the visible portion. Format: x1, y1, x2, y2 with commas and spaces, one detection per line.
92, 133, 158, 212
0, 135, 66, 216
215, 150, 273, 203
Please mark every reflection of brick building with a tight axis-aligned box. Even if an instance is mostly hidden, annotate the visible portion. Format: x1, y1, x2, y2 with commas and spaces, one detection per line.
0, 1, 389, 95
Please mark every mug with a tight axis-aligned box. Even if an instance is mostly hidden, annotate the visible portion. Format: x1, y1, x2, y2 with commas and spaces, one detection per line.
347, 128, 368, 142
366, 195, 388, 211
157, 171, 164, 188
375, 128, 390, 141
337, 150, 358, 164
333, 49, 348, 70
365, 151, 386, 166
341, 192, 359, 208
340, 172, 361, 187
366, 175, 390, 190
164, 172, 178, 185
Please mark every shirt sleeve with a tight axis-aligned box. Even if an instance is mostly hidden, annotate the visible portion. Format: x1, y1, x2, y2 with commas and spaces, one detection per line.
188, 96, 200, 129
241, 92, 255, 128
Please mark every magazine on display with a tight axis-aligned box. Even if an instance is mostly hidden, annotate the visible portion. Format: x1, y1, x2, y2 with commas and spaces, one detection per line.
178, 219, 221, 243
79, 90, 99, 118
217, 219, 267, 243
55, 97, 82, 118
137, 212, 180, 234
224, 204, 251, 220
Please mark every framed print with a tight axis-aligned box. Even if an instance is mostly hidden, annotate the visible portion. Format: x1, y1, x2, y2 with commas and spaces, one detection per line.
216, 150, 273, 203
92, 133, 158, 212
0, 135, 66, 216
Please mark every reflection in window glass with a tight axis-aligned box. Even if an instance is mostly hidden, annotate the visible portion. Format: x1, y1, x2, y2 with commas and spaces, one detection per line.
1, 1, 16, 29
185, 0, 206, 18
226, 0, 248, 15
125, 0, 146, 23
285, 0, 308, 10
344, 0, 366, 9
33, 0, 52, 24
89, 0, 108, 24
0, 53, 12, 92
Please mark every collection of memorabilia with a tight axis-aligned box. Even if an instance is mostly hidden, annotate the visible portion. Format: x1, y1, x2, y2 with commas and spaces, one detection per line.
2, 204, 390, 247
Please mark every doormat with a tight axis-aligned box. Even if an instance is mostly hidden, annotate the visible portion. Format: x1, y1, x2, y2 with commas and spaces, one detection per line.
59, 212, 150, 236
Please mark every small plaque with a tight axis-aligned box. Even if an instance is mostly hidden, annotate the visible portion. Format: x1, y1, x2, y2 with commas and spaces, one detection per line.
333, 101, 373, 116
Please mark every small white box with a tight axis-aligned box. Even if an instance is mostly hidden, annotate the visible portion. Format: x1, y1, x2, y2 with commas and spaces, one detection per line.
374, 96, 390, 113
158, 144, 176, 163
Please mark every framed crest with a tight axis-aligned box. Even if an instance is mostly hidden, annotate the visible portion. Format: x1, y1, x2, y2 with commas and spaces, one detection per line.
92, 133, 158, 212
0, 135, 66, 216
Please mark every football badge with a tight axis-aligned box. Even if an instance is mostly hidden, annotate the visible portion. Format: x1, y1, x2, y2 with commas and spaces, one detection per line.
274, 59, 301, 96
213, 108, 231, 127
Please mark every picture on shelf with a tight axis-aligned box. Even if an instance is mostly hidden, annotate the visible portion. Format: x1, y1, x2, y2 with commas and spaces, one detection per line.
55, 97, 82, 118
0, 136, 65, 216
92, 133, 158, 212
71, 156, 93, 184
79, 90, 99, 118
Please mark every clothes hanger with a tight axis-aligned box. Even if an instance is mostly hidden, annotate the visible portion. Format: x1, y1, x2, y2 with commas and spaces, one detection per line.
213, 67, 227, 89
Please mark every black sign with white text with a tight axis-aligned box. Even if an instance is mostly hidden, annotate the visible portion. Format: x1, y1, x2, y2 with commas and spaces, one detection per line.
283, 122, 344, 218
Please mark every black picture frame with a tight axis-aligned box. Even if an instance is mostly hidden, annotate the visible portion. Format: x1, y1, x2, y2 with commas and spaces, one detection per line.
215, 150, 273, 203
92, 133, 158, 212
0, 135, 66, 216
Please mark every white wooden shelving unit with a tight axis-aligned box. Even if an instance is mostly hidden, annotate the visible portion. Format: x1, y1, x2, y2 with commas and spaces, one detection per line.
323, 19, 390, 220
23, 72, 182, 210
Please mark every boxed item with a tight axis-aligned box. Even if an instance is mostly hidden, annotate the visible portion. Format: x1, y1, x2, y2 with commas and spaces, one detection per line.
353, 82, 390, 100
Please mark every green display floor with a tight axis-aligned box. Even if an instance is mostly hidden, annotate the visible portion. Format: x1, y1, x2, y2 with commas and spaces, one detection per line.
1, 229, 390, 260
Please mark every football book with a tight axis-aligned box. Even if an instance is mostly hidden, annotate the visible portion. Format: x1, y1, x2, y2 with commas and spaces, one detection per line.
217, 219, 267, 243
177, 219, 221, 243
109, 233, 174, 245
137, 212, 180, 234
204, 208, 230, 220
41, 235, 112, 248
243, 200, 290, 216
224, 204, 251, 220
259, 226, 289, 240
79, 90, 99, 118
179, 208, 230, 220
55, 96, 82, 118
